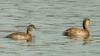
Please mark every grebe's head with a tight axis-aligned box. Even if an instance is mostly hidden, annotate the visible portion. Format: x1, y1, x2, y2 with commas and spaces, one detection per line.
83, 18, 90, 30
27, 24, 36, 31
26, 24, 36, 34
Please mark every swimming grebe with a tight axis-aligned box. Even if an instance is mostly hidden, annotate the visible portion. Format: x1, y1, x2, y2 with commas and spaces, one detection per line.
6, 24, 36, 42
63, 18, 91, 44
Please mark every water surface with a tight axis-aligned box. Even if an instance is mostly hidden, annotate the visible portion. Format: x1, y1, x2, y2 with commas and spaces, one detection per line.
0, 0, 99, 56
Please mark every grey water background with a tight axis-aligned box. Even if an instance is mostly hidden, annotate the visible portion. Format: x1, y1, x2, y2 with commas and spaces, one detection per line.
0, 0, 99, 56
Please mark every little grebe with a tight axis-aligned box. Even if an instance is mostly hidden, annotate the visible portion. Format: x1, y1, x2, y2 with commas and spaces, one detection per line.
6, 24, 36, 42
63, 18, 91, 44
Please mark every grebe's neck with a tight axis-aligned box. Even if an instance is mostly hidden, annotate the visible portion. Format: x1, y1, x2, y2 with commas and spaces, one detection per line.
83, 19, 90, 30
83, 22, 88, 30
26, 28, 33, 35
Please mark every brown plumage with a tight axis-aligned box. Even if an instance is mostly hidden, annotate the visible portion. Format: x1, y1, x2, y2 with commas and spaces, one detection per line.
6, 24, 36, 42
63, 18, 91, 44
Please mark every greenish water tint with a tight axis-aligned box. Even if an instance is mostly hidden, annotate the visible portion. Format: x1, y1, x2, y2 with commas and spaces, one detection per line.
0, 0, 99, 56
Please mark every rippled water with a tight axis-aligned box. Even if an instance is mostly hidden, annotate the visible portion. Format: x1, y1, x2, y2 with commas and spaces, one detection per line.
0, 0, 99, 56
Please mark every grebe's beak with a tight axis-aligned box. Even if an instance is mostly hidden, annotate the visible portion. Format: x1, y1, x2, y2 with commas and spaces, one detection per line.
34, 27, 37, 30
32, 25, 38, 30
